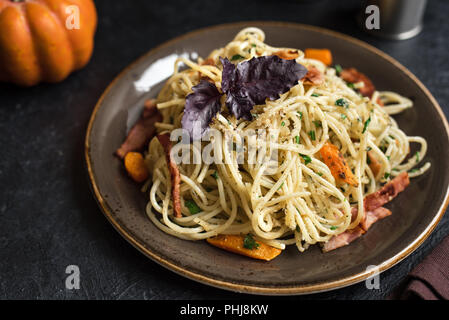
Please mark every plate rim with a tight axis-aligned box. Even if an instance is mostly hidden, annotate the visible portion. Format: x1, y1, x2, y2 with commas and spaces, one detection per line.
84, 21, 449, 295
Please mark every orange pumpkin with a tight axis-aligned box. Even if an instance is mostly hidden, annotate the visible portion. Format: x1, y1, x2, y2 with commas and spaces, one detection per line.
0, 0, 97, 86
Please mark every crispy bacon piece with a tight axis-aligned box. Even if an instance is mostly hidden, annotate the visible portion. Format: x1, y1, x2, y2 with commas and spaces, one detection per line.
364, 172, 410, 212
350, 206, 391, 227
360, 207, 392, 231
322, 226, 365, 253
350, 206, 358, 222
115, 99, 162, 159
367, 151, 382, 177
349, 174, 409, 225
324, 207, 392, 252
340, 68, 376, 98
302, 66, 324, 86
273, 49, 299, 60
323, 173, 409, 252
157, 133, 182, 218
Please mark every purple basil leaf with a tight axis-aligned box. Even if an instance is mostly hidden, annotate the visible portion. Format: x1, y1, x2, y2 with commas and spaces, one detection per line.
181, 80, 222, 140
221, 57, 236, 93
220, 56, 308, 120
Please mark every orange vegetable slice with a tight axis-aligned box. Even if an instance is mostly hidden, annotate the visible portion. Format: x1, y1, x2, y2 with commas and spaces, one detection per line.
207, 234, 282, 261
319, 142, 358, 187
124, 152, 149, 183
304, 48, 333, 66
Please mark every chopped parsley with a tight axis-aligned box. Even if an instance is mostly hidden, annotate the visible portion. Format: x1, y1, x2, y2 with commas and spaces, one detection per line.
347, 82, 355, 89
335, 64, 343, 75
295, 135, 300, 144
362, 117, 371, 133
317, 172, 323, 176
230, 54, 245, 61
415, 151, 420, 162
409, 168, 419, 173
311, 93, 321, 97
384, 172, 391, 180
277, 182, 284, 190
341, 114, 347, 120
281, 121, 285, 126
243, 234, 260, 250
298, 111, 303, 119
309, 130, 316, 141
212, 171, 219, 179
335, 98, 349, 108
330, 226, 337, 230
299, 154, 312, 165
313, 120, 322, 128
185, 200, 201, 214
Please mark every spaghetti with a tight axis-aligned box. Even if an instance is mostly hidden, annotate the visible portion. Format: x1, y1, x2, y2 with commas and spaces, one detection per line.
141, 27, 430, 254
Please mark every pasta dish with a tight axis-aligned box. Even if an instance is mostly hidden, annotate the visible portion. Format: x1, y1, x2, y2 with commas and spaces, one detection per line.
116, 28, 430, 260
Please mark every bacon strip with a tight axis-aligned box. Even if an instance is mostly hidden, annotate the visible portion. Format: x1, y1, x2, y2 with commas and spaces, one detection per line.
302, 66, 324, 86
157, 133, 182, 218
323, 207, 391, 253
115, 99, 162, 159
364, 172, 410, 211
322, 226, 365, 253
360, 207, 392, 231
340, 68, 376, 98
273, 50, 299, 60
323, 173, 409, 252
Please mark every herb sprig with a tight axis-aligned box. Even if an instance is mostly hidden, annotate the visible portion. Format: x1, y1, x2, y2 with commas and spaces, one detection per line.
243, 234, 260, 250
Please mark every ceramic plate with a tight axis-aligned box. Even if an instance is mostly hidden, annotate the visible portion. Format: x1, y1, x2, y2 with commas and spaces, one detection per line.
85, 22, 449, 295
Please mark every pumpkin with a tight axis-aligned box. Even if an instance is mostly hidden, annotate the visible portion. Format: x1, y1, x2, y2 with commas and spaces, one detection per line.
0, 0, 97, 86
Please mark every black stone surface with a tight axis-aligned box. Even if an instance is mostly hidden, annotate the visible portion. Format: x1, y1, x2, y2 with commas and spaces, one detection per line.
0, 0, 448, 300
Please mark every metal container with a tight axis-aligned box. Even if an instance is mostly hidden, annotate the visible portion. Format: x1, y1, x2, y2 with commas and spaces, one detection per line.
359, 0, 428, 40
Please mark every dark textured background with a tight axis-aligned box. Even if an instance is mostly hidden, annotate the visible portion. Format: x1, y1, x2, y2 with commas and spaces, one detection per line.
0, 0, 448, 300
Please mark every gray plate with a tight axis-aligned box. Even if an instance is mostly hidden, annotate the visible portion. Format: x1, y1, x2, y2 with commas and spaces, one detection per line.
85, 22, 449, 295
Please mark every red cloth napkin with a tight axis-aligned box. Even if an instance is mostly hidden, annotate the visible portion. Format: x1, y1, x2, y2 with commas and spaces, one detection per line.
396, 235, 449, 300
